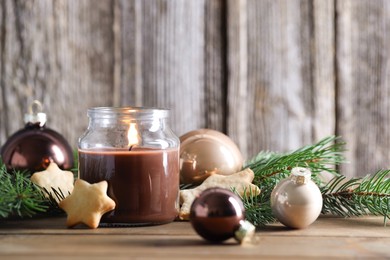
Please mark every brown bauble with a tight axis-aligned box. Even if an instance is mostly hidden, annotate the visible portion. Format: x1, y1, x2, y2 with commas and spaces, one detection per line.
190, 188, 245, 243
0, 100, 74, 174
1, 123, 74, 174
179, 129, 243, 185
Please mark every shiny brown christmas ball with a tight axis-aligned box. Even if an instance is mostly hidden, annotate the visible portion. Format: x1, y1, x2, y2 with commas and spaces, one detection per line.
180, 129, 243, 185
190, 188, 245, 243
1, 101, 74, 174
1, 123, 74, 174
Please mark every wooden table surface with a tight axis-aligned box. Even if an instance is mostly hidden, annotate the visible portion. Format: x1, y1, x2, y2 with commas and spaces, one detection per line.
0, 216, 389, 259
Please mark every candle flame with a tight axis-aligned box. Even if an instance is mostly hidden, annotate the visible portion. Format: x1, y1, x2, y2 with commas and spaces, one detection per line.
127, 123, 139, 147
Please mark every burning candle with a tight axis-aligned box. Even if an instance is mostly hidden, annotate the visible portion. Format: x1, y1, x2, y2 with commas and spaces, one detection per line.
78, 107, 180, 226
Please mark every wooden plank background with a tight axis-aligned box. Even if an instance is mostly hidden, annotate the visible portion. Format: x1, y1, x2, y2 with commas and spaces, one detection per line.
0, 0, 389, 178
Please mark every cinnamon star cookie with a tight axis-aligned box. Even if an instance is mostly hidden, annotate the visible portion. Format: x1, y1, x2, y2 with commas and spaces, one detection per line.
59, 179, 116, 229
31, 162, 74, 203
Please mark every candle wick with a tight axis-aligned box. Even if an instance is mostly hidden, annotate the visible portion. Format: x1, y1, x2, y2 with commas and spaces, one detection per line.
129, 145, 134, 151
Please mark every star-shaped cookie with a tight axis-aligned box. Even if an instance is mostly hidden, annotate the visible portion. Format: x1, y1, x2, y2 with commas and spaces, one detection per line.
31, 162, 74, 203
59, 179, 116, 229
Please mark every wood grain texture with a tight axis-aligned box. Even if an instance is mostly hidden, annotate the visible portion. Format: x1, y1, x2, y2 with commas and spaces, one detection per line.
336, 0, 390, 177
115, 0, 143, 107
139, 0, 205, 136
228, 0, 335, 159
226, 0, 248, 156
311, 0, 336, 141
0, 0, 390, 177
204, 0, 227, 132
0, 0, 115, 147
118, 0, 224, 134
0, 216, 389, 258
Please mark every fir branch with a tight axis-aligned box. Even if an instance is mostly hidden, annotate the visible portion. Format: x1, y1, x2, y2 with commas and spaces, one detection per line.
0, 164, 48, 218
321, 170, 390, 224
240, 185, 276, 226
246, 136, 346, 187
37, 187, 68, 215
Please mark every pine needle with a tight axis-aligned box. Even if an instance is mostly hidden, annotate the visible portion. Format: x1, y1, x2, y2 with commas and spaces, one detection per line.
321, 170, 390, 224
246, 135, 346, 186
0, 159, 69, 219
0, 163, 47, 218
239, 185, 276, 226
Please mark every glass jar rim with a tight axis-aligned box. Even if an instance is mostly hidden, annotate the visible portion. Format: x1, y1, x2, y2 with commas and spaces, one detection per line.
87, 107, 170, 119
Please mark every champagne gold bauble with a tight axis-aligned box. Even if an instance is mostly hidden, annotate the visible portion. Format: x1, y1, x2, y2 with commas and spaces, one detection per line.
270, 167, 323, 229
179, 129, 243, 185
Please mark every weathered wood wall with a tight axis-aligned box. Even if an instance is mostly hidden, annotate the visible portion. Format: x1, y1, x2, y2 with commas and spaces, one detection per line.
1, 0, 390, 177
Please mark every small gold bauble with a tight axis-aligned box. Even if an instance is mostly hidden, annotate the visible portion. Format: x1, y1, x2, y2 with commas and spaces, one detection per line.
179, 129, 243, 185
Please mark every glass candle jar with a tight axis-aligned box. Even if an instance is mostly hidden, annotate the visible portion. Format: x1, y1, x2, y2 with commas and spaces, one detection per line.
78, 107, 180, 226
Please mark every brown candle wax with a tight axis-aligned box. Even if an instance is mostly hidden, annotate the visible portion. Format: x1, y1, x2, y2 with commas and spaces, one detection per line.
78, 147, 179, 225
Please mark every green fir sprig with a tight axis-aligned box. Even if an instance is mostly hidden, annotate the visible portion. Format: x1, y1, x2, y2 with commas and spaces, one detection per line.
239, 185, 276, 226
0, 164, 47, 218
245, 135, 345, 187
321, 170, 390, 224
